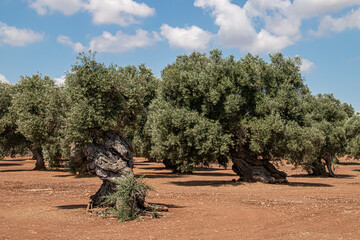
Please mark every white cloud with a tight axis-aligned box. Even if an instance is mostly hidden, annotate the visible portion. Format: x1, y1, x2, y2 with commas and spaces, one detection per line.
160, 24, 213, 51
59, 30, 160, 53
298, 57, 316, 73
57, 35, 85, 52
89, 29, 161, 53
194, 0, 293, 53
28, 0, 83, 15
246, 0, 360, 37
264, 14, 302, 38
250, 29, 293, 53
54, 75, 65, 85
0, 74, 9, 83
291, 0, 360, 19
244, 0, 301, 38
193, 0, 360, 54
195, 0, 255, 47
84, 0, 155, 26
0, 22, 44, 46
311, 8, 360, 36
28, 0, 155, 26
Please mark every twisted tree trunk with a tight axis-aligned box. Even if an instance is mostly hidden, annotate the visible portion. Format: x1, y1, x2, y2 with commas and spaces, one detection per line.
311, 154, 335, 177
31, 147, 46, 170
84, 130, 142, 209
230, 148, 287, 184
69, 142, 90, 174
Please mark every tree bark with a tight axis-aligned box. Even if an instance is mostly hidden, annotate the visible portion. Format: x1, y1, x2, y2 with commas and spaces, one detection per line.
230, 148, 287, 184
310, 154, 335, 177
31, 147, 46, 170
325, 154, 335, 177
69, 142, 90, 174
84, 130, 145, 209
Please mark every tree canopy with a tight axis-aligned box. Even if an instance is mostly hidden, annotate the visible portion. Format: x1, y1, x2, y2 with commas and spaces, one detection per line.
0, 82, 29, 158
10, 74, 65, 169
146, 50, 356, 182
62, 52, 158, 152
1, 50, 358, 181
296, 94, 354, 175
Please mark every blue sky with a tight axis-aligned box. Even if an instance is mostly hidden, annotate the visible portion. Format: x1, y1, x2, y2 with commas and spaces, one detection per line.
1, 0, 360, 110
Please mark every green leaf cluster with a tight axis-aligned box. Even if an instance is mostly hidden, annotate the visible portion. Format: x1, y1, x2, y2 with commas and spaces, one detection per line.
1, 49, 359, 176
345, 114, 360, 157
0, 82, 29, 158
12, 74, 65, 148
101, 176, 152, 221
146, 50, 357, 173
1, 75, 65, 162
62, 52, 159, 160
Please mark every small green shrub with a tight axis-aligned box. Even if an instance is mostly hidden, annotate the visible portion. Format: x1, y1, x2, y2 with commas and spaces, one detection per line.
101, 176, 153, 221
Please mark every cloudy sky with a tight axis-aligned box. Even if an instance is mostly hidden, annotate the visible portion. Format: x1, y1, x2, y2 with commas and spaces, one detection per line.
1, 0, 360, 109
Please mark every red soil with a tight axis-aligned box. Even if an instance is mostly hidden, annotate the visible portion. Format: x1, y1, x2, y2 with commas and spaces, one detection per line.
0, 157, 360, 240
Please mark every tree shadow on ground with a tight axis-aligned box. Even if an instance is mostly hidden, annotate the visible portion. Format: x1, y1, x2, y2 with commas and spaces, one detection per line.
1, 158, 31, 162
134, 162, 151, 166
53, 174, 74, 178
141, 173, 183, 179
170, 180, 241, 187
138, 166, 167, 171
0, 168, 75, 174
195, 167, 228, 172
192, 171, 236, 177
148, 203, 184, 209
56, 204, 88, 210
288, 182, 333, 187
289, 173, 355, 179
1, 159, 27, 162
338, 161, 360, 166
0, 169, 32, 173
0, 163, 22, 167
75, 174, 97, 178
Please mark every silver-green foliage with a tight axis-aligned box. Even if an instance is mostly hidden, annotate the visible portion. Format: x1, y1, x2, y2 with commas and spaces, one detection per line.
299, 94, 354, 172
62, 52, 159, 155
101, 176, 152, 221
0, 82, 29, 158
147, 50, 312, 172
11, 74, 65, 149
345, 114, 360, 157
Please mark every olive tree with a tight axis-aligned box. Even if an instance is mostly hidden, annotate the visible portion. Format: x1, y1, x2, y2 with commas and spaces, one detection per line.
63, 52, 158, 210
0, 82, 29, 159
345, 114, 360, 158
147, 50, 313, 183
11, 74, 65, 170
116, 64, 159, 160
299, 94, 354, 176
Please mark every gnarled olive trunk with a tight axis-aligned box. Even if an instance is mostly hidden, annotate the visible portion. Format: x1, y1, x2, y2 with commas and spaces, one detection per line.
31, 147, 46, 170
230, 148, 288, 184
69, 142, 90, 174
310, 154, 335, 177
84, 130, 145, 209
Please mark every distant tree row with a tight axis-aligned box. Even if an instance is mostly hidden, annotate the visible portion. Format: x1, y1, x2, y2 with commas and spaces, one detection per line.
1, 50, 359, 183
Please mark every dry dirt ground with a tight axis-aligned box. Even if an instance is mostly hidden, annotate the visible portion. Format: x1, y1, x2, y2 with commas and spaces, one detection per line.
1, 157, 360, 240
